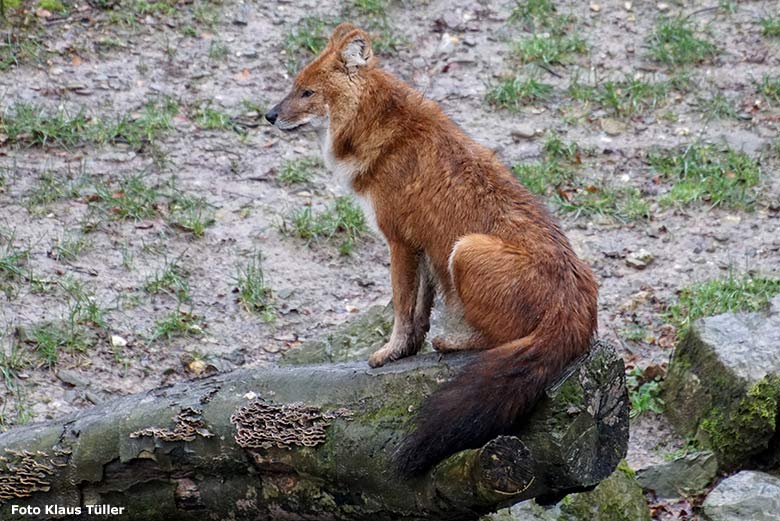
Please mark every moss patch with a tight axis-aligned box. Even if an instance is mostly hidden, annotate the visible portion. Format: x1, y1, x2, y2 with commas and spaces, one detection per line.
697, 376, 780, 468
559, 463, 650, 521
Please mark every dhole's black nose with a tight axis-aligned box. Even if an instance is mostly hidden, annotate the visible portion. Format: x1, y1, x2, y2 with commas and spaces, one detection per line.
265, 108, 278, 125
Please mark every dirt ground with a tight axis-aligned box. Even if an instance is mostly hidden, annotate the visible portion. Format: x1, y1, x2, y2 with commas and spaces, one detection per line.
1, 0, 779, 518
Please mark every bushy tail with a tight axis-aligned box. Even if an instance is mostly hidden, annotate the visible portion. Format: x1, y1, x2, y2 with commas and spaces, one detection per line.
394, 324, 590, 476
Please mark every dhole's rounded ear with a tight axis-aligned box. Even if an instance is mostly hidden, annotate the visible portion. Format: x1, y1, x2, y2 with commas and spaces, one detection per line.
328, 23, 358, 47
337, 29, 373, 74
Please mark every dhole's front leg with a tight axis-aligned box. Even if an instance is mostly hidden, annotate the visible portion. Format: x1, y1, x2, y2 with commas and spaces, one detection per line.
368, 242, 431, 368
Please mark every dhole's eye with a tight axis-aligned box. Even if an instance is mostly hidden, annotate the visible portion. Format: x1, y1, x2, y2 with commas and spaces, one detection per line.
301, 89, 315, 98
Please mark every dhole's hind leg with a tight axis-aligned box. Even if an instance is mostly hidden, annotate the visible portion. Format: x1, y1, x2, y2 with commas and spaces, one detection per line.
443, 234, 538, 348
369, 245, 434, 368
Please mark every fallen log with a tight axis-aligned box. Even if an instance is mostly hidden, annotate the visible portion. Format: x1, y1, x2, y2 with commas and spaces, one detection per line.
0, 310, 628, 521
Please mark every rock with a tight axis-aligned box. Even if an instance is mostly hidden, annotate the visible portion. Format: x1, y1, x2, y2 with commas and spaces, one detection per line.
56, 369, 89, 388
483, 500, 559, 520
702, 471, 780, 521
636, 451, 718, 498
625, 249, 654, 269
511, 126, 537, 140
600, 118, 627, 136
558, 464, 651, 521
663, 296, 780, 469
281, 304, 393, 365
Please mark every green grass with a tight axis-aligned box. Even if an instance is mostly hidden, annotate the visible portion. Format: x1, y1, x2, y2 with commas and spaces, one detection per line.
513, 161, 573, 195
626, 367, 665, 418
649, 145, 761, 209
759, 75, 780, 104
167, 190, 215, 237
93, 173, 161, 221
352, 0, 391, 17
648, 18, 719, 66
666, 272, 780, 331
90, 174, 215, 235
760, 16, 780, 38
284, 196, 367, 255
192, 1, 220, 27
698, 93, 737, 120
208, 41, 229, 61
512, 134, 650, 221
51, 230, 92, 262
192, 104, 236, 132
509, 0, 555, 24
512, 134, 580, 195
0, 99, 178, 150
24, 279, 107, 367
152, 309, 204, 341
485, 77, 553, 111
61, 278, 108, 329
0, 33, 45, 72
25, 170, 88, 209
620, 325, 647, 343
37, 0, 67, 13
559, 186, 651, 222
568, 75, 671, 117
27, 322, 88, 367
284, 16, 329, 72
234, 252, 274, 319
144, 257, 190, 302
512, 33, 587, 65
278, 157, 321, 185
0, 233, 29, 297
0, 335, 30, 432
131, 0, 177, 16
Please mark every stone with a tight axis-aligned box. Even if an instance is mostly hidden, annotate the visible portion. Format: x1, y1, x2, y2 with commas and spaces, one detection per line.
558, 464, 651, 521
511, 126, 537, 140
663, 296, 780, 469
484, 500, 559, 520
625, 249, 654, 269
600, 118, 627, 136
702, 471, 780, 521
56, 369, 89, 388
636, 451, 718, 498
280, 304, 393, 365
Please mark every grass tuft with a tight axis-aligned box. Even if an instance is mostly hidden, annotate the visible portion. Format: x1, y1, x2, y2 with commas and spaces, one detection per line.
0, 99, 178, 150
284, 196, 367, 255
648, 18, 719, 66
666, 272, 780, 331
278, 157, 321, 185
627, 367, 665, 418
284, 16, 329, 73
512, 33, 587, 65
144, 256, 190, 302
486, 77, 553, 111
234, 252, 274, 319
649, 144, 761, 209
152, 309, 204, 341
760, 16, 780, 38
759, 75, 780, 104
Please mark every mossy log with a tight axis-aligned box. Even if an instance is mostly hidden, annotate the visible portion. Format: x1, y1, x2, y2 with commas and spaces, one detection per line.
0, 325, 628, 520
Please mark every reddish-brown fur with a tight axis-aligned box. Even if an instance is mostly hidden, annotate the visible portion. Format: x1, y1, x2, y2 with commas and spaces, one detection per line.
266, 24, 599, 475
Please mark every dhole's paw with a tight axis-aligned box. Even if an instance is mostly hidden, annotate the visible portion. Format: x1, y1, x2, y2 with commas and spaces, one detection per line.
431, 336, 457, 353
368, 346, 393, 368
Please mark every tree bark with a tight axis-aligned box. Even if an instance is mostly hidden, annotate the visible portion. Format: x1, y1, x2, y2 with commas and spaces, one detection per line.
0, 332, 628, 520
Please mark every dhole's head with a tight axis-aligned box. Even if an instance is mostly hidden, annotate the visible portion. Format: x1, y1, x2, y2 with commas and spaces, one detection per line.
265, 23, 374, 132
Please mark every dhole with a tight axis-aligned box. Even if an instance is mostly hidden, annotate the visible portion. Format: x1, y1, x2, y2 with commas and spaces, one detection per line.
266, 23, 599, 476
